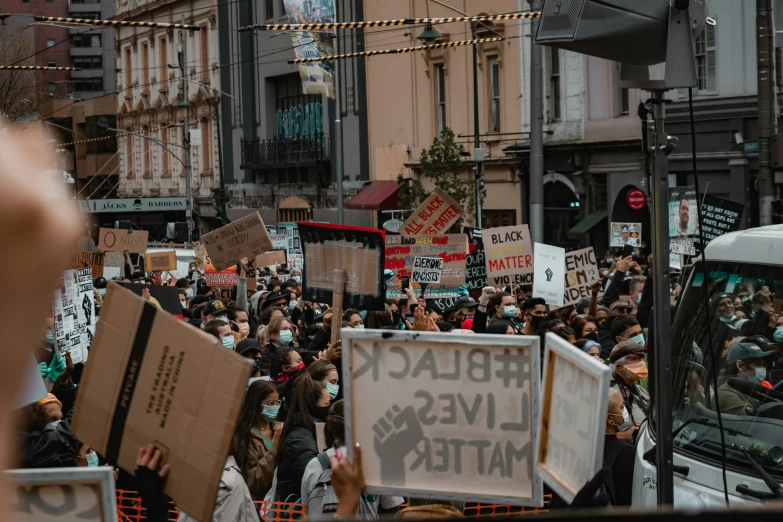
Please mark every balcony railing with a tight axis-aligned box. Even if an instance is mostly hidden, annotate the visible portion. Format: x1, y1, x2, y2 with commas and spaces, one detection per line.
240, 133, 330, 170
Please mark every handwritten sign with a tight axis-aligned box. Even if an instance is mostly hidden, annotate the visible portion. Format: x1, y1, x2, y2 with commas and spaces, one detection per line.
204, 268, 239, 287
411, 256, 444, 284
70, 251, 104, 278
145, 251, 177, 271
670, 237, 696, 256
485, 225, 533, 286
401, 189, 463, 236
278, 222, 303, 268
98, 228, 149, 253
103, 251, 125, 269
202, 212, 273, 271
533, 243, 565, 308
696, 195, 745, 247
254, 250, 286, 267
563, 247, 598, 307
537, 333, 610, 503
342, 329, 542, 505
52, 268, 95, 364
385, 234, 467, 298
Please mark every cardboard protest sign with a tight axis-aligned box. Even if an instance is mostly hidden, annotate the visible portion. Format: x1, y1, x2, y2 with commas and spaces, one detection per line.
341, 329, 542, 505
464, 227, 486, 295
696, 195, 745, 247
386, 235, 467, 298
563, 247, 599, 307
271, 233, 288, 252
298, 222, 386, 311
98, 228, 149, 253
411, 256, 444, 284
254, 250, 286, 268
202, 212, 273, 271
331, 269, 346, 346
193, 244, 206, 265
669, 186, 697, 237
537, 333, 610, 503
4, 467, 117, 522
70, 251, 104, 278
52, 268, 95, 364
145, 251, 177, 272
485, 225, 534, 286
401, 188, 463, 236
204, 268, 239, 287
103, 251, 125, 269
610, 222, 641, 247
278, 222, 303, 268
71, 283, 251, 522
533, 243, 566, 308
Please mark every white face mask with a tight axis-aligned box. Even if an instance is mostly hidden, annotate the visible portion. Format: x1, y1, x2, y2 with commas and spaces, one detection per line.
215, 315, 229, 324
185, 287, 194, 299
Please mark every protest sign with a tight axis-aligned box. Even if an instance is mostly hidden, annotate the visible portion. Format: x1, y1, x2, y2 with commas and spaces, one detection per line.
465, 253, 487, 293
411, 256, 443, 284
563, 248, 598, 307
71, 283, 251, 522
271, 233, 288, 252
341, 329, 542, 505
401, 189, 463, 236
668, 186, 697, 237
254, 250, 286, 268
537, 333, 610, 503
669, 252, 682, 270
278, 222, 303, 268
103, 251, 125, 268
464, 226, 484, 252
204, 268, 239, 287
331, 270, 346, 346
385, 234, 467, 298
202, 212, 273, 271
670, 237, 696, 256
4, 467, 117, 522
533, 244, 566, 307
485, 225, 534, 287
70, 251, 104, 278
120, 283, 184, 318
696, 195, 745, 247
98, 228, 149, 253
193, 244, 206, 265
298, 223, 386, 310
610, 222, 641, 247
145, 251, 177, 272
52, 268, 95, 364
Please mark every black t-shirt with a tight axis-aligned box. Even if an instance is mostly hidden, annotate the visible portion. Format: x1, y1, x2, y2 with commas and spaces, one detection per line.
603, 434, 636, 506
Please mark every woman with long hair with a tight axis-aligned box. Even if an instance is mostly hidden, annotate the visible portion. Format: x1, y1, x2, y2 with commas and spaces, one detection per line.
307, 360, 339, 402
231, 381, 282, 500
260, 316, 295, 378
275, 374, 330, 502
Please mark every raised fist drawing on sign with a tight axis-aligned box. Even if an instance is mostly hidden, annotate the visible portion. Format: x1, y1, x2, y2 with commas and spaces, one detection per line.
373, 405, 424, 486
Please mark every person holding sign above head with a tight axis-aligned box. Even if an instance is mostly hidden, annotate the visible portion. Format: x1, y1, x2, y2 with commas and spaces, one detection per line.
603, 387, 636, 506
609, 342, 651, 444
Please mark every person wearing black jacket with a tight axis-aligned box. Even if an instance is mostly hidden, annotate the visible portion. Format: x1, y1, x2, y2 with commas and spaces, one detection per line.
275, 374, 330, 502
604, 388, 635, 506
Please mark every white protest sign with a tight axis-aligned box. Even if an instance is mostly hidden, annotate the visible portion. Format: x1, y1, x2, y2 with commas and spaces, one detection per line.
103, 251, 125, 268
563, 247, 599, 307
670, 237, 696, 256
537, 333, 610, 503
52, 268, 95, 364
4, 467, 117, 522
411, 256, 444, 284
341, 329, 543, 506
485, 225, 534, 286
533, 243, 566, 308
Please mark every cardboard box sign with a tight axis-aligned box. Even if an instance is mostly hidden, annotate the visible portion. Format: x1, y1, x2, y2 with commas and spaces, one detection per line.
537, 333, 610, 503
98, 228, 149, 254
484, 225, 533, 287
70, 251, 104, 278
71, 283, 251, 522
400, 188, 463, 236
145, 251, 177, 272
202, 212, 274, 272
254, 250, 286, 267
341, 329, 543, 506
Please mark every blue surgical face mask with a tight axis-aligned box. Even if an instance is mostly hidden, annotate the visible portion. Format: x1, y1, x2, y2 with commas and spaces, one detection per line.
262, 405, 280, 421
278, 330, 293, 346
292, 276, 301, 284
503, 305, 516, 318
222, 336, 235, 350
86, 451, 99, 467
45, 331, 53, 344
636, 293, 642, 304
719, 315, 736, 323
749, 366, 767, 385
97, 288, 107, 297
775, 327, 783, 343
326, 382, 339, 400
353, 324, 365, 330
289, 300, 299, 310
181, 301, 187, 309
629, 333, 645, 346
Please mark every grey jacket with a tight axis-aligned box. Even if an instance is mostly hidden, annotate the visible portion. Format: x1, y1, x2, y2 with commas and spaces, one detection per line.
179, 456, 259, 522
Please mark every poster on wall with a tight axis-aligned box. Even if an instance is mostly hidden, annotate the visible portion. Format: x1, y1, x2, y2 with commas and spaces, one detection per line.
609, 222, 641, 247
282, 0, 336, 98
668, 186, 698, 237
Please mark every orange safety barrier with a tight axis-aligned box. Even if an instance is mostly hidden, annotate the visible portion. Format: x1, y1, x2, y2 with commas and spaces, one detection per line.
116, 490, 552, 521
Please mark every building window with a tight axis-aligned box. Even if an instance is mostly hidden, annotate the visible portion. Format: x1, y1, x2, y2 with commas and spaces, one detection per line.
141, 126, 151, 176
46, 39, 56, 48
48, 83, 57, 92
73, 56, 102, 69
695, 23, 717, 93
200, 120, 212, 171
265, 0, 274, 20
159, 37, 168, 88
160, 126, 170, 176
125, 133, 135, 178
72, 34, 101, 47
483, 210, 517, 228
273, 73, 321, 113
86, 116, 117, 154
200, 28, 209, 82
548, 48, 561, 121
141, 42, 150, 91
124, 47, 132, 89
435, 63, 446, 135
280, 0, 286, 16
73, 79, 103, 91
47, 61, 56, 67
488, 56, 500, 132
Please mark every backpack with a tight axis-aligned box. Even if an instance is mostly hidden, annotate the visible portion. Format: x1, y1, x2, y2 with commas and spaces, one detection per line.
306, 452, 378, 521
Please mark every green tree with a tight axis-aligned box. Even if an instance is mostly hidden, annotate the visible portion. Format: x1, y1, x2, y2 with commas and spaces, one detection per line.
397, 128, 484, 229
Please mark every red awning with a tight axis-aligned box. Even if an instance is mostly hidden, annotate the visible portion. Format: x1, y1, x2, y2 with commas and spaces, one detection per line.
346, 181, 400, 210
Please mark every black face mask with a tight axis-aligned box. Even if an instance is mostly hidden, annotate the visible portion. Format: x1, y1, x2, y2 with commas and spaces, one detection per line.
313, 405, 331, 422
252, 358, 263, 375
585, 331, 599, 342
528, 315, 545, 330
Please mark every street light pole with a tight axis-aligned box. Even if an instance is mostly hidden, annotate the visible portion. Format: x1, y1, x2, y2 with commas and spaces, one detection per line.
528, 0, 544, 243
471, 21, 483, 229
181, 15, 194, 246
334, 22, 344, 224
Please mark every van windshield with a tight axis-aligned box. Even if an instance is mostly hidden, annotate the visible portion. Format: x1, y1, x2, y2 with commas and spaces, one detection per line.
670, 261, 783, 478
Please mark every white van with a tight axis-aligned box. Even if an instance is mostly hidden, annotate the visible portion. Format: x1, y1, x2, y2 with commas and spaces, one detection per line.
634, 225, 783, 508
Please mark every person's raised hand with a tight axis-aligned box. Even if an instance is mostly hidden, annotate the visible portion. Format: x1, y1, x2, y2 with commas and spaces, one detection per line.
59, 351, 74, 383
412, 306, 429, 331
618, 256, 633, 273
322, 310, 333, 330
325, 340, 342, 362
330, 443, 366, 517
142, 287, 151, 301
479, 286, 496, 307
271, 426, 283, 455
239, 257, 249, 278
591, 279, 603, 295
427, 317, 440, 332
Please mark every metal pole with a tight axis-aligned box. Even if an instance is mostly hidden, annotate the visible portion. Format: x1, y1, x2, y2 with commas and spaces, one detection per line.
182, 15, 193, 246
649, 91, 674, 506
757, 0, 776, 226
471, 22, 483, 229
334, 25, 344, 224
528, 0, 544, 242
214, 94, 228, 223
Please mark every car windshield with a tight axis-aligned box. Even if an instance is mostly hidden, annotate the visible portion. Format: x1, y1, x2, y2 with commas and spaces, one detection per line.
669, 260, 783, 478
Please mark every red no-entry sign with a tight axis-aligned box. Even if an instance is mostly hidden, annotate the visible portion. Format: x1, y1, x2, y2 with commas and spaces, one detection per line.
627, 189, 647, 210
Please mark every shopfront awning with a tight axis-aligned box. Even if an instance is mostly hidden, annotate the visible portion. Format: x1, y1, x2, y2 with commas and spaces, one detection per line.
567, 209, 608, 240
346, 181, 400, 210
